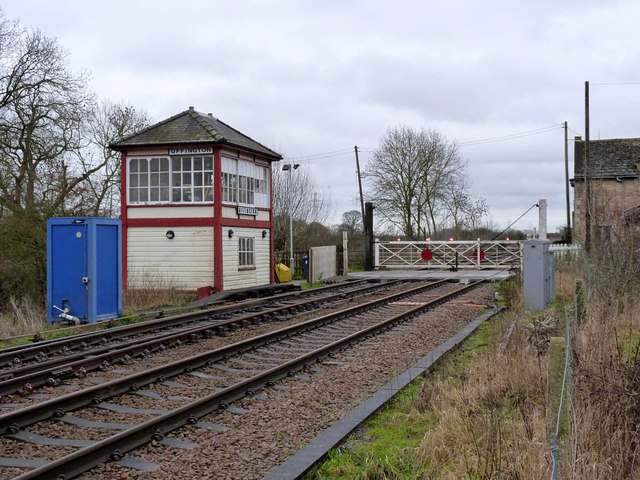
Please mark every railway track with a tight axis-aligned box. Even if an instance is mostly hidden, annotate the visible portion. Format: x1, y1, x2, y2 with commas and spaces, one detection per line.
0, 279, 382, 368
0, 279, 414, 399
0, 279, 482, 479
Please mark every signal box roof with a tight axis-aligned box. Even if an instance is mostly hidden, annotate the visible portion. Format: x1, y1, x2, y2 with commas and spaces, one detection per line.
110, 107, 282, 160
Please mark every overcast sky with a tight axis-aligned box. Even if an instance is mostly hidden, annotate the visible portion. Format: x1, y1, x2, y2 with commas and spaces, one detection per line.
5, 0, 640, 234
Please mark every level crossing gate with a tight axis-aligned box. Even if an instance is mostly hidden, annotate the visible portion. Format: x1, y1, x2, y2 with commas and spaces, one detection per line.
375, 240, 522, 270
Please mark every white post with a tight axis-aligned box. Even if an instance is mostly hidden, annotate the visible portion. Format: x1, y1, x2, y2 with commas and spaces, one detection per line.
476, 237, 481, 267
342, 230, 349, 275
538, 198, 547, 240
374, 238, 380, 267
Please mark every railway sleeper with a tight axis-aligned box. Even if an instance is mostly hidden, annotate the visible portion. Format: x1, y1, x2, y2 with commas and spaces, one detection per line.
215, 325, 228, 335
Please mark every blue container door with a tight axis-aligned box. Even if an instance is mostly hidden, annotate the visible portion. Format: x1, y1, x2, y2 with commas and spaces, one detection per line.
94, 223, 120, 318
51, 222, 88, 320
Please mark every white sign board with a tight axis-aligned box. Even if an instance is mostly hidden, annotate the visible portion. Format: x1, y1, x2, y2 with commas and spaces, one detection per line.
169, 147, 214, 155
237, 206, 258, 216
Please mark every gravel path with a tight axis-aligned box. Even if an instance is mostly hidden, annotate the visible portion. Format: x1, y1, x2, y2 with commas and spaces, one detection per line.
75, 284, 496, 480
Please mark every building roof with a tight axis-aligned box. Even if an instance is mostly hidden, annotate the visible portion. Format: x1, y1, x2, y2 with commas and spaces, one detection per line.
574, 137, 640, 180
110, 107, 282, 160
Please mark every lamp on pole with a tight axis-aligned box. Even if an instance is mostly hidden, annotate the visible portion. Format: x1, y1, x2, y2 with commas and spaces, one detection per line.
282, 162, 300, 271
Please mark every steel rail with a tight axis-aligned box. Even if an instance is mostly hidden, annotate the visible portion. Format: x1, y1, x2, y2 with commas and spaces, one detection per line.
10, 280, 482, 480
0, 280, 393, 369
0, 280, 409, 397
0, 279, 453, 433
0, 279, 376, 367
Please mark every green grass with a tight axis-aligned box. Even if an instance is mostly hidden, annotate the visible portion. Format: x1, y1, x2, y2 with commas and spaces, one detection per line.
619, 331, 640, 366
307, 382, 431, 480
495, 276, 521, 309
430, 314, 502, 378
300, 281, 326, 290
347, 267, 365, 273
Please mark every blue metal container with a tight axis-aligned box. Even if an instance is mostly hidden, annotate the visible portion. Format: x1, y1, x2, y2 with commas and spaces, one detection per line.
47, 217, 122, 324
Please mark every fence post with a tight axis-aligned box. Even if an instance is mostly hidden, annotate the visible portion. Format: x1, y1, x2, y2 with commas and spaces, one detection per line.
342, 231, 349, 275
374, 238, 380, 267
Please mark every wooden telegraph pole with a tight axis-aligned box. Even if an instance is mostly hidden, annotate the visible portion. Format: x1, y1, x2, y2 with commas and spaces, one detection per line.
354, 146, 365, 230
564, 121, 572, 243
585, 81, 591, 252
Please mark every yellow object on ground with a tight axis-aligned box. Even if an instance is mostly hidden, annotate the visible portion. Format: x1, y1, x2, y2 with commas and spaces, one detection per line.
275, 264, 292, 283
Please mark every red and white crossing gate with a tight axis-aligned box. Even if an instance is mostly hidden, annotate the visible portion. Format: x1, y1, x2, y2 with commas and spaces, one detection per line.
375, 240, 522, 270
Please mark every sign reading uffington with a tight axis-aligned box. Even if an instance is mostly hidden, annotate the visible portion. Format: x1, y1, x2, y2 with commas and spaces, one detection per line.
237, 206, 258, 216
169, 147, 214, 155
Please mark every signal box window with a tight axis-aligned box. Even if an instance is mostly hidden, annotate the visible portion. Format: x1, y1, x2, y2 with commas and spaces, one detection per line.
221, 157, 270, 207
128, 156, 213, 204
238, 237, 255, 268
129, 157, 170, 203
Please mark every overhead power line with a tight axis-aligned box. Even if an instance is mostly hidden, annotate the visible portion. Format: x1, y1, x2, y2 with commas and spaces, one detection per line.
459, 124, 563, 147
282, 123, 567, 160
589, 82, 640, 86
284, 148, 353, 161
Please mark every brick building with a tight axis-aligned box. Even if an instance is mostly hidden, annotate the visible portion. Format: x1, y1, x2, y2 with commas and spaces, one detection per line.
572, 137, 640, 241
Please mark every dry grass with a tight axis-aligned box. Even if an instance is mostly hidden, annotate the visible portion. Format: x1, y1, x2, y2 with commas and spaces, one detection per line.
571, 294, 640, 479
565, 207, 639, 477
0, 296, 47, 338
557, 224, 640, 479
416, 317, 550, 479
124, 271, 199, 312
0, 275, 198, 341
123, 288, 198, 312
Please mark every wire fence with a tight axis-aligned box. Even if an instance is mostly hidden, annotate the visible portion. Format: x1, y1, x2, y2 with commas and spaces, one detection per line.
550, 304, 572, 479
549, 289, 580, 480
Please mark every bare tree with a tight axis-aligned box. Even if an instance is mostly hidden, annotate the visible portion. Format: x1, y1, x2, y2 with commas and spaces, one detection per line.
78, 100, 150, 216
417, 130, 464, 234
442, 172, 489, 235
466, 196, 489, 232
0, 27, 94, 216
365, 126, 468, 237
271, 163, 330, 251
0, 17, 96, 302
340, 210, 362, 233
